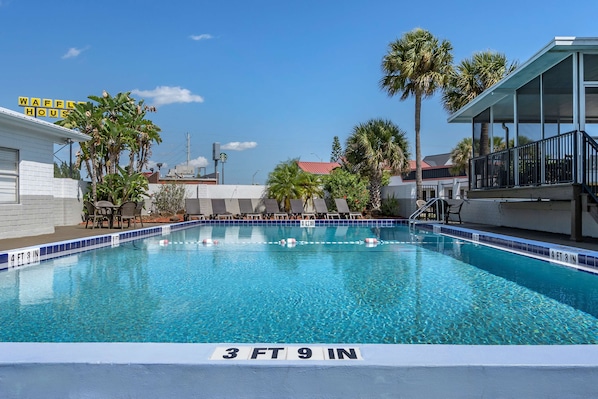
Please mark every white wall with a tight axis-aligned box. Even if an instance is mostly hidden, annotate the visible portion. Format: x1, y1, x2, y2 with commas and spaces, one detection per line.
0, 129, 56, 238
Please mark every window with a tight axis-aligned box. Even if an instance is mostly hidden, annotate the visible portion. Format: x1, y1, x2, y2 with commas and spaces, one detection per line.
0, 147, 19, 204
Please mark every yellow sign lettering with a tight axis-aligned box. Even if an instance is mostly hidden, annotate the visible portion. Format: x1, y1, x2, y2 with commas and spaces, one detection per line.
18, 96, 81, 118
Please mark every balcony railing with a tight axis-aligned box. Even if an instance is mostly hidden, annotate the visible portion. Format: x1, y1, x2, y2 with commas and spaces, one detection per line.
470, 130, 598, 202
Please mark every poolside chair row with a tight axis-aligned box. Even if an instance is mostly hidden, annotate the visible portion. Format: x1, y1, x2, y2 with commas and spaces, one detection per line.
184, 198, 363, 221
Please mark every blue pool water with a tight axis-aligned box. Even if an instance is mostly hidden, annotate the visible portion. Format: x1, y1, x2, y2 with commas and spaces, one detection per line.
0, 225, 597, 344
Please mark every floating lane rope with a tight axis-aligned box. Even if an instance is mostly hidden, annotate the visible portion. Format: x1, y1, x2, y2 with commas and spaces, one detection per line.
157, 238, 417, 247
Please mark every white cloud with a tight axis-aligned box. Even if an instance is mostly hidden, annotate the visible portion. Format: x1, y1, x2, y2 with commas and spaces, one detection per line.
221, 141, 258, 151
62, 46, 89, 59
190, 34, 214, 41
188, 156, 209, 168
131, 86, 204, 107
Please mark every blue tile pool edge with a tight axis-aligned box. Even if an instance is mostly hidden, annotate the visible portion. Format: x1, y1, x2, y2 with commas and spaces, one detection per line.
0, 219, 403, 271
417, 223, 598, 275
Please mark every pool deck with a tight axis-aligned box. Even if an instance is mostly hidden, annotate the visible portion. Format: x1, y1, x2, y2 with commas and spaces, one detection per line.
2, 221, 598, 252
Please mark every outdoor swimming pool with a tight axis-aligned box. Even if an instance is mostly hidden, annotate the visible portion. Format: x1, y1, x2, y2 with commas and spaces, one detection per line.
0, 224, 597, 344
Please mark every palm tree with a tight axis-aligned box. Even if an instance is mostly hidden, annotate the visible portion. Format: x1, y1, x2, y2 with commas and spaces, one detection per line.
266, 159, 322, 212
57, 91, 162, 202
380, 28, 453, 200
449, 137, 472, 176
345, 118, 410, 211
443, 51, 518, 156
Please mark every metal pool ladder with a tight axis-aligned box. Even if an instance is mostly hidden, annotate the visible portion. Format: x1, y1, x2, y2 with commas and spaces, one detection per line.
409, 198, 447, 228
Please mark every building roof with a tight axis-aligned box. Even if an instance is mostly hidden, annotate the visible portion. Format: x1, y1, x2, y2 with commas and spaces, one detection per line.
408, 160, 431, 170
448, 36, 598, 123
423, 153, 451, 167
0, 106, 90, 143
297, 161, 341, 175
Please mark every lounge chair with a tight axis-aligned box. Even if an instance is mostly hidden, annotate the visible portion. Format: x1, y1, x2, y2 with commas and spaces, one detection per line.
115, 201, 137, 229
225, 198, 241, 219
184, 198, 206, 221
290, 199, 316, 219
445, 201, 464, 224
313, 198, 340, 219
211, 198, 234, 220
334, 198, 362, 219
264, 198, 288, 220
239, 199, 262, 220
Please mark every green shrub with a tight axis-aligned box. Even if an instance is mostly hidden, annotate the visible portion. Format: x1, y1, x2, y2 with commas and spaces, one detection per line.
152, 183, 185, 215
380, 193, 400, 216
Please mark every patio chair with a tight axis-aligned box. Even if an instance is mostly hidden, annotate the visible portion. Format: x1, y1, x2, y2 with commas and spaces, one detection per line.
334, 198, 362, 219
416, 199, 433, 220
134, 201, 144, 228
239, 199, 262, 220
290, 199, 315, 219
83, 200, 106, 229
184, 198, 206, 221
264, 198, 288, 220
211, 198, 234, 220
115, 201, 137, 229
95, 200, 117, 228
445, 201, 464, 224
313, 198, 340, 219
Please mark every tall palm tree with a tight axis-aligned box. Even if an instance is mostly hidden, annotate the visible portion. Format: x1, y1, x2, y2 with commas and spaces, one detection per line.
380, 28, 453, 200
443, 51, 518, 156
345, 118, 410, 211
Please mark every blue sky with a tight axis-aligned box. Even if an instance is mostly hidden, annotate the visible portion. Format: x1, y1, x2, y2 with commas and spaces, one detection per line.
1, 0, 597, 184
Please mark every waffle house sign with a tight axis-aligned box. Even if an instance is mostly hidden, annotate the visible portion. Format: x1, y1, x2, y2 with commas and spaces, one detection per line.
18, 96, 84, 118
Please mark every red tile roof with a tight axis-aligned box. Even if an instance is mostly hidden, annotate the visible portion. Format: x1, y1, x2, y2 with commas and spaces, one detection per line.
297, 161, 341, 175
409, 160, 431, 170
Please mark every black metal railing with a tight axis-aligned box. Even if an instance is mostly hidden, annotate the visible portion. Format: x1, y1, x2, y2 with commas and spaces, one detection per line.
470, 130, 598, 203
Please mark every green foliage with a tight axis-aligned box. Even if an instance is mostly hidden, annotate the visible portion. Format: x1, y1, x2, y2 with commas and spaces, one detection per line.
344, 118, 409, 210
56, 90, 161, 203
152, 182, 186, 215
450, 137, 472, 176
266, 159, 323, 212
322, 168, 369, 212
330, 136, 343, 163
89, 166, 148, 205
53, 161, 81, 179
380, 28, 453, 200
379, 193, 400, 217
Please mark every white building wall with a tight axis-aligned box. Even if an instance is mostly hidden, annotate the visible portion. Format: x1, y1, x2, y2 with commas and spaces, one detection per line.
0, 129, 57, 239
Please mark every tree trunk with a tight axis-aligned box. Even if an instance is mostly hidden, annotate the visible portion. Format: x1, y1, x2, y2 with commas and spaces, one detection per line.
480, 122, 490, 156
369, 175, 382, 210
415, 91, 423, 200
